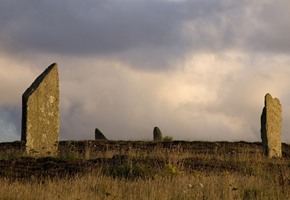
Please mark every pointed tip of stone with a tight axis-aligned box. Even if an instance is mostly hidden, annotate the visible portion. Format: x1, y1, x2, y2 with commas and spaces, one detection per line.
23, 63, 59, 98
265, 93, 272, 103
95, 128, 108, 140
48, 63, 58, 70
265, 93, 280, 104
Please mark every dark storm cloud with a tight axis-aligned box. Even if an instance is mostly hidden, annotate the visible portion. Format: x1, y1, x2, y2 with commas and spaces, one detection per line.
2, 0, 289, 70
0, 1, 186, 54
247, 1, 290, 54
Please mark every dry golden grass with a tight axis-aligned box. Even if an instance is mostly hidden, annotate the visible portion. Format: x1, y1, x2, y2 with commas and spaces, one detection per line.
1, 141, 290, 199
0, 170, 289, 200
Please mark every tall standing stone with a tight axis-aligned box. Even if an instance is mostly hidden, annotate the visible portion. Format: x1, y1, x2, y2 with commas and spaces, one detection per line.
261, 93, 282, 158
153, 127, 163, 141
95, 128, 107, 140
21, 63, 59, 156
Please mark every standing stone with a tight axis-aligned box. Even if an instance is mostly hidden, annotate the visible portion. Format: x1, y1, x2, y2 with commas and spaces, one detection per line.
21, 63, 59, 156
261, 93, 282, 158
153, 127, 163, 141
95, 128, 107, 140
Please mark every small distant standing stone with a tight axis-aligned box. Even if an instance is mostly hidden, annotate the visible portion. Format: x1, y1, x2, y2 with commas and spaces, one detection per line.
95, 128, 107, 140
21, 63, 59, 156
261, 93, 282, 158
153, 127, 163, 141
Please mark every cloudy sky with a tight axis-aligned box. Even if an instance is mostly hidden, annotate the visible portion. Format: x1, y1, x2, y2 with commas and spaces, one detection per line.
1, 0, 290, 142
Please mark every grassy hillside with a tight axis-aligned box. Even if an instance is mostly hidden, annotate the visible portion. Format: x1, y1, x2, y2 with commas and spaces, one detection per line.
0, 141, 290, 199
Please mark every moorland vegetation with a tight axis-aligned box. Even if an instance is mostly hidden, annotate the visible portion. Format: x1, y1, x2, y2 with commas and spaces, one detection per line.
0, 140, 290, 199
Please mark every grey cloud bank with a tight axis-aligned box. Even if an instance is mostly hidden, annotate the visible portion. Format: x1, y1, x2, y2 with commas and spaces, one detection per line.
1, 1, 289, 65
1, 0, 290, 142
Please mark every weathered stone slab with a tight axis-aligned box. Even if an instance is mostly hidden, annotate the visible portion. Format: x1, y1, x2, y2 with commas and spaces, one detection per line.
153, 127, 163, 141
261, 93, 282, 158
95, 128, 107, 140
21, 63, 59, 156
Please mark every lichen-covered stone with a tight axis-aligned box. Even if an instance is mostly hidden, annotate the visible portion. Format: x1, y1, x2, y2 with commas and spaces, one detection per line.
21, 63, 59, 156
153, 127, 163, 142
95, 128, 107, 140
261, 93, 282, 158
